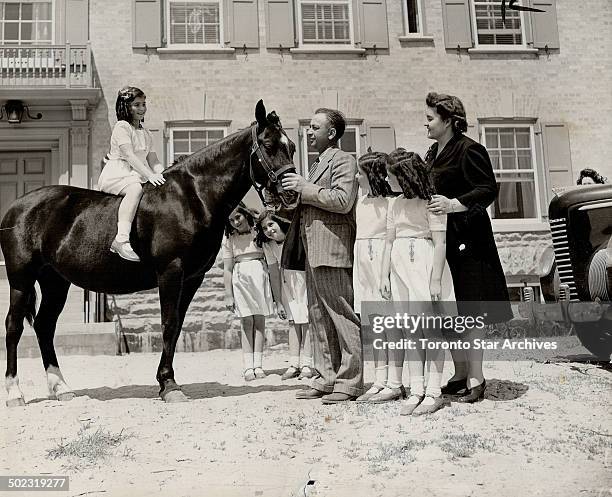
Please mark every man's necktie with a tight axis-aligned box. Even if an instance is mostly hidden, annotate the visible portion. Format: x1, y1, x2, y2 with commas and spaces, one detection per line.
308, 158, 320, 181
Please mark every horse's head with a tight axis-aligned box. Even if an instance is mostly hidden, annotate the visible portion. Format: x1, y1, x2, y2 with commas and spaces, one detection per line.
249, 100, 299, 210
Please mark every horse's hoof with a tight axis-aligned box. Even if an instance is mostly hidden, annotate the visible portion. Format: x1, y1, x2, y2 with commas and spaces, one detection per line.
162, 390, 189, 403
6, 397, 26, 407
56, 392, 76, 402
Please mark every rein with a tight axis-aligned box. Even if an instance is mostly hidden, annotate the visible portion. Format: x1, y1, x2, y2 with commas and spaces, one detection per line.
249, 125, 295, 207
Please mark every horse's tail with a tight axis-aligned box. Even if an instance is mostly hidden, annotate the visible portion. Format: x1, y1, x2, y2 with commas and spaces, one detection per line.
24, 288, 37, 327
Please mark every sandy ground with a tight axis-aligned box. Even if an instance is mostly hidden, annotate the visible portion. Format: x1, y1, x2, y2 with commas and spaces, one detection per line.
1, 339, 611, 497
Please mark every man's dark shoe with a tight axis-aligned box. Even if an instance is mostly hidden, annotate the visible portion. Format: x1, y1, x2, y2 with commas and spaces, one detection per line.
321, 392, 357, 404
456, 379, 486, 403
295, 388, 326, 399
441, 378, 468, 395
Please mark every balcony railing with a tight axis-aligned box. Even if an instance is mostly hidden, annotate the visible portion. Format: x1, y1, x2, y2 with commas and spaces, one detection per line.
0, 43, 93, 88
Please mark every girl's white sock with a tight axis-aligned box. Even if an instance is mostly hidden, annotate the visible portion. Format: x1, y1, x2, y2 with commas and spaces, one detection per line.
300, 355, 313, 367
116, 221, 132, 243
410, 376, 425, 397
289, 356, 300, 368
426, 371, 443, 398
387, 364, 403, 389
243, 354, 254, 370
374, 365, 388, 387
253, 352, 263, 369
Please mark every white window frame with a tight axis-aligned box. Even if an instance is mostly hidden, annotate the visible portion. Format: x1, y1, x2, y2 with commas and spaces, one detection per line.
167, 125, 228, 166
402, 0, 425, 36
481, 123, 542, 226
165, 0, 224, 48
0, 0, 54, 45
471, 0, 527, 49
298, 122, 360, 177
297, 0, 354, 48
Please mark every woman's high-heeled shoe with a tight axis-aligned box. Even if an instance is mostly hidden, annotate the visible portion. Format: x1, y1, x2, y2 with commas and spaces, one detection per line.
440, 378, 468, 395
456, 379, 486, 403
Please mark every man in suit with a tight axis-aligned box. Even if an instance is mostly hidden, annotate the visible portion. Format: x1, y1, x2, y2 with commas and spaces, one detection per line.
281, 108, 363, 404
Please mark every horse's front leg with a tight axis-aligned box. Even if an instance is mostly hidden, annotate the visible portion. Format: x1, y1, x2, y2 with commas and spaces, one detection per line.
156, 259, 189, 403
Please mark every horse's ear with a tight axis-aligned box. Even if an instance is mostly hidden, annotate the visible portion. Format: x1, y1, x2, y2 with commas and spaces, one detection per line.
255, 100, 267, 128
367, 146, 373, 153
267, 111, 280, 126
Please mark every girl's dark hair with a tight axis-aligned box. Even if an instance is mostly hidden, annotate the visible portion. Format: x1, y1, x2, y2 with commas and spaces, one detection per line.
577, 168, 607, 185
387, 148, 436, 201
115, 86, 146, 126
426, 92, 468, 135
357, 151, 392, 197
254, 210, 291, 247
225, 202, 257, 237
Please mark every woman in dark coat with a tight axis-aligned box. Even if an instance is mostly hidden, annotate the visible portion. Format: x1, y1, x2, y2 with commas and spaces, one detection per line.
425, 92, 512, 403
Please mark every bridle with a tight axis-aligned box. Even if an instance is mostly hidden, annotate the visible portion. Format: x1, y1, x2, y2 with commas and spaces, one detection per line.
249, 124, 295, 207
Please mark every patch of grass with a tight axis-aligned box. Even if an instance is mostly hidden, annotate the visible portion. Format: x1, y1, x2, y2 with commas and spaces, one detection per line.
542, 426, 612, 457
46, 423, 134, 472
365, 439, 427, 473
438, 432, 496, 459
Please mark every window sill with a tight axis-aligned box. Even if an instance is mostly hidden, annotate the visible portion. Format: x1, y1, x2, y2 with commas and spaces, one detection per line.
492, 221, 551, 233
289, 47, 366, 55
157, 47, 236, 54
468, 47, 538, 54
398, 35, 434, 43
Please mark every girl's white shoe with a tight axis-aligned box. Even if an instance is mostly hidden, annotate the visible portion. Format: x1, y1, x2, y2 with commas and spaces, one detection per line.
110, 239, 140, 262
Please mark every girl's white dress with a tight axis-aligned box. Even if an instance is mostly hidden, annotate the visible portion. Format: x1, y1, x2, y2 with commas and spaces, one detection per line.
223, 233, 274, 318
263, 241, 309, 324
387, 196, 455, 303
353, 195, 389, 317
98, 120, 152, 195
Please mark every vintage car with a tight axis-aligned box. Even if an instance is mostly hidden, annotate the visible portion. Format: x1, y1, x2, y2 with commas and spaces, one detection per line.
534, 184, 612, 360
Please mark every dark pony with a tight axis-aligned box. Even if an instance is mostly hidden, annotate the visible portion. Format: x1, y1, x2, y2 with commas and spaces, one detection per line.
1, 100, 297, 406
388, 148, 436, 201
254, 210, 291, 248
357, 150, 392, 197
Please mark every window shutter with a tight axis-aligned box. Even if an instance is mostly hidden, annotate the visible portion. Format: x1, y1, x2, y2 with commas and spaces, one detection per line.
540, 123, 573, 196
132, 0, 162, 49
366, 124, 395, 153
529, 0, 559, 49
265, 0, 296, 48
441, 0, 473, 49
226, 0, 260, 48
65, 0, 88, 44
358, 0, 389, 49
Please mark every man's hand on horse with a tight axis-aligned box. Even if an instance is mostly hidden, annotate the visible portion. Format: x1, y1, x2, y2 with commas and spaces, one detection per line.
148, 173, 166, 187
281, 173, 307, 193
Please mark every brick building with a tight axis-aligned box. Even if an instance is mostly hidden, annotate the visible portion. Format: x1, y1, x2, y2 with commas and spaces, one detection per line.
1, 0, 610, 349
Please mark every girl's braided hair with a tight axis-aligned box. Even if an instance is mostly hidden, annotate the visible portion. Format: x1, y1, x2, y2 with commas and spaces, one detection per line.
254, 210, 291, 247
426, 92, 468, 135
225, 201, 258, 237
357, 150, 392, 197
387, 148, 436, 201
115, 86, 145, 126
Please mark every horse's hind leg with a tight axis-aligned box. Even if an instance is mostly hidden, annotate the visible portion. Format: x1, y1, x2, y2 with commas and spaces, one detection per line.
34, 268, 74, 401
5, 284, 36, 407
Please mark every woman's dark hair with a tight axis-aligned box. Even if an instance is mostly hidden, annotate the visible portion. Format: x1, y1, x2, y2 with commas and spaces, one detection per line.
577, 168, 607, 185
426, 92, 468, 135
254, 210, 291, 247
314, 107, 346, 141
357, 151, 392, 197
115, 86, 145, 126
387, 148, 436, 201
225, 202, 257, 237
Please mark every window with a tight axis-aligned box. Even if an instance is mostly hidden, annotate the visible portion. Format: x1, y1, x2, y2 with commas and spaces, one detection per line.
299, 123, 359, 176
0, 1, 52, 44
168, 127, 226, 165
482, 124, 541, 221
298, 0, 353, 46
167, 0, 222, 46
472, 0, 525, 47
403, 0, 424, 35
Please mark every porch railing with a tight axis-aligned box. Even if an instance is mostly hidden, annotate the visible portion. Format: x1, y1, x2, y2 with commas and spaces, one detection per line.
0, 43, 93, 88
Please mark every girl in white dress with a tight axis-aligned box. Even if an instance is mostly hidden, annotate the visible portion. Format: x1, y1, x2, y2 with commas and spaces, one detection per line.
255, 210, 313, 381
353, 151, 405, 403
98, 86, 166, 262
381, 149, 455, 416
223, 203, 274, 381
